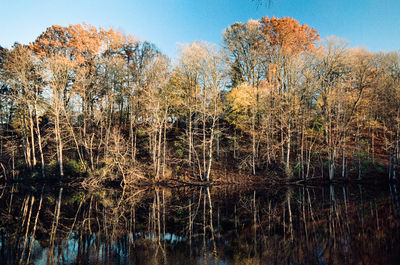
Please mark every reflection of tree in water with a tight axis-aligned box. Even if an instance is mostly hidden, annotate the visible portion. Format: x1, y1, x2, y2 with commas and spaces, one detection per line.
0, 183, 399, 264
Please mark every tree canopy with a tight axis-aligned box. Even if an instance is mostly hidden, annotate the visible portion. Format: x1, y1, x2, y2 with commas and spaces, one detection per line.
0, 18, 398, 185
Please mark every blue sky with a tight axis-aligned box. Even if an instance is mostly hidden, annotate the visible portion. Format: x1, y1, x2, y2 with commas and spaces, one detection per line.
1, 0, 399, 58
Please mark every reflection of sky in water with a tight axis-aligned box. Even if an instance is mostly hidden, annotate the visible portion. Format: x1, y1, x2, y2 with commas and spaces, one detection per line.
35, 239, 76, 265
198, 252, 229, 265
32, 232, 186, 264
161, 233, 184, 243
317, 248, 328, 265
30, 230, 352, 264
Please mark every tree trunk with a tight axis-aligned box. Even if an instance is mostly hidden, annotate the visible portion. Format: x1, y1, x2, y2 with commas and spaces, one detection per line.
252, 113, 256, 175
55, 109, 64, 177
188, 108, 193, 168
156, 120, 163, 180
162, 113, 167, 178
34, 103, 45, 177
202, 112, 206, 179
22, 112, 32, 170
29, 108, 37, 167
286, 121, 291, 177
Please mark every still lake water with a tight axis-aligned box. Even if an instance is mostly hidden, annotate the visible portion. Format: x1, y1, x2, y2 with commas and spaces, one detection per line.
0, 182, 399, 265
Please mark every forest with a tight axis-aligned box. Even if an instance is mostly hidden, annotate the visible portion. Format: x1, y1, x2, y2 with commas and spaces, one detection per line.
0, 17, 399, 186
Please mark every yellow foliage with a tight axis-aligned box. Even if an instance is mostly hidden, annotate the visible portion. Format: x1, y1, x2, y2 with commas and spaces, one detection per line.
226, 82, 271, 130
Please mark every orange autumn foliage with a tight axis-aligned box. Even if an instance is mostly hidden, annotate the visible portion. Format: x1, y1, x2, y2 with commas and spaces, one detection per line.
31, 23, 102, 64
261, 16, 319, 55
30, 23, 136, 64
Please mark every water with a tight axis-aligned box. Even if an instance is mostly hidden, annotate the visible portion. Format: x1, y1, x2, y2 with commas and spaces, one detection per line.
0, 183, 399, 264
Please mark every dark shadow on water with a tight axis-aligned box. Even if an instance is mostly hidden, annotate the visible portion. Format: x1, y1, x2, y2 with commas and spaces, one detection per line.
0, 182, 399, 264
